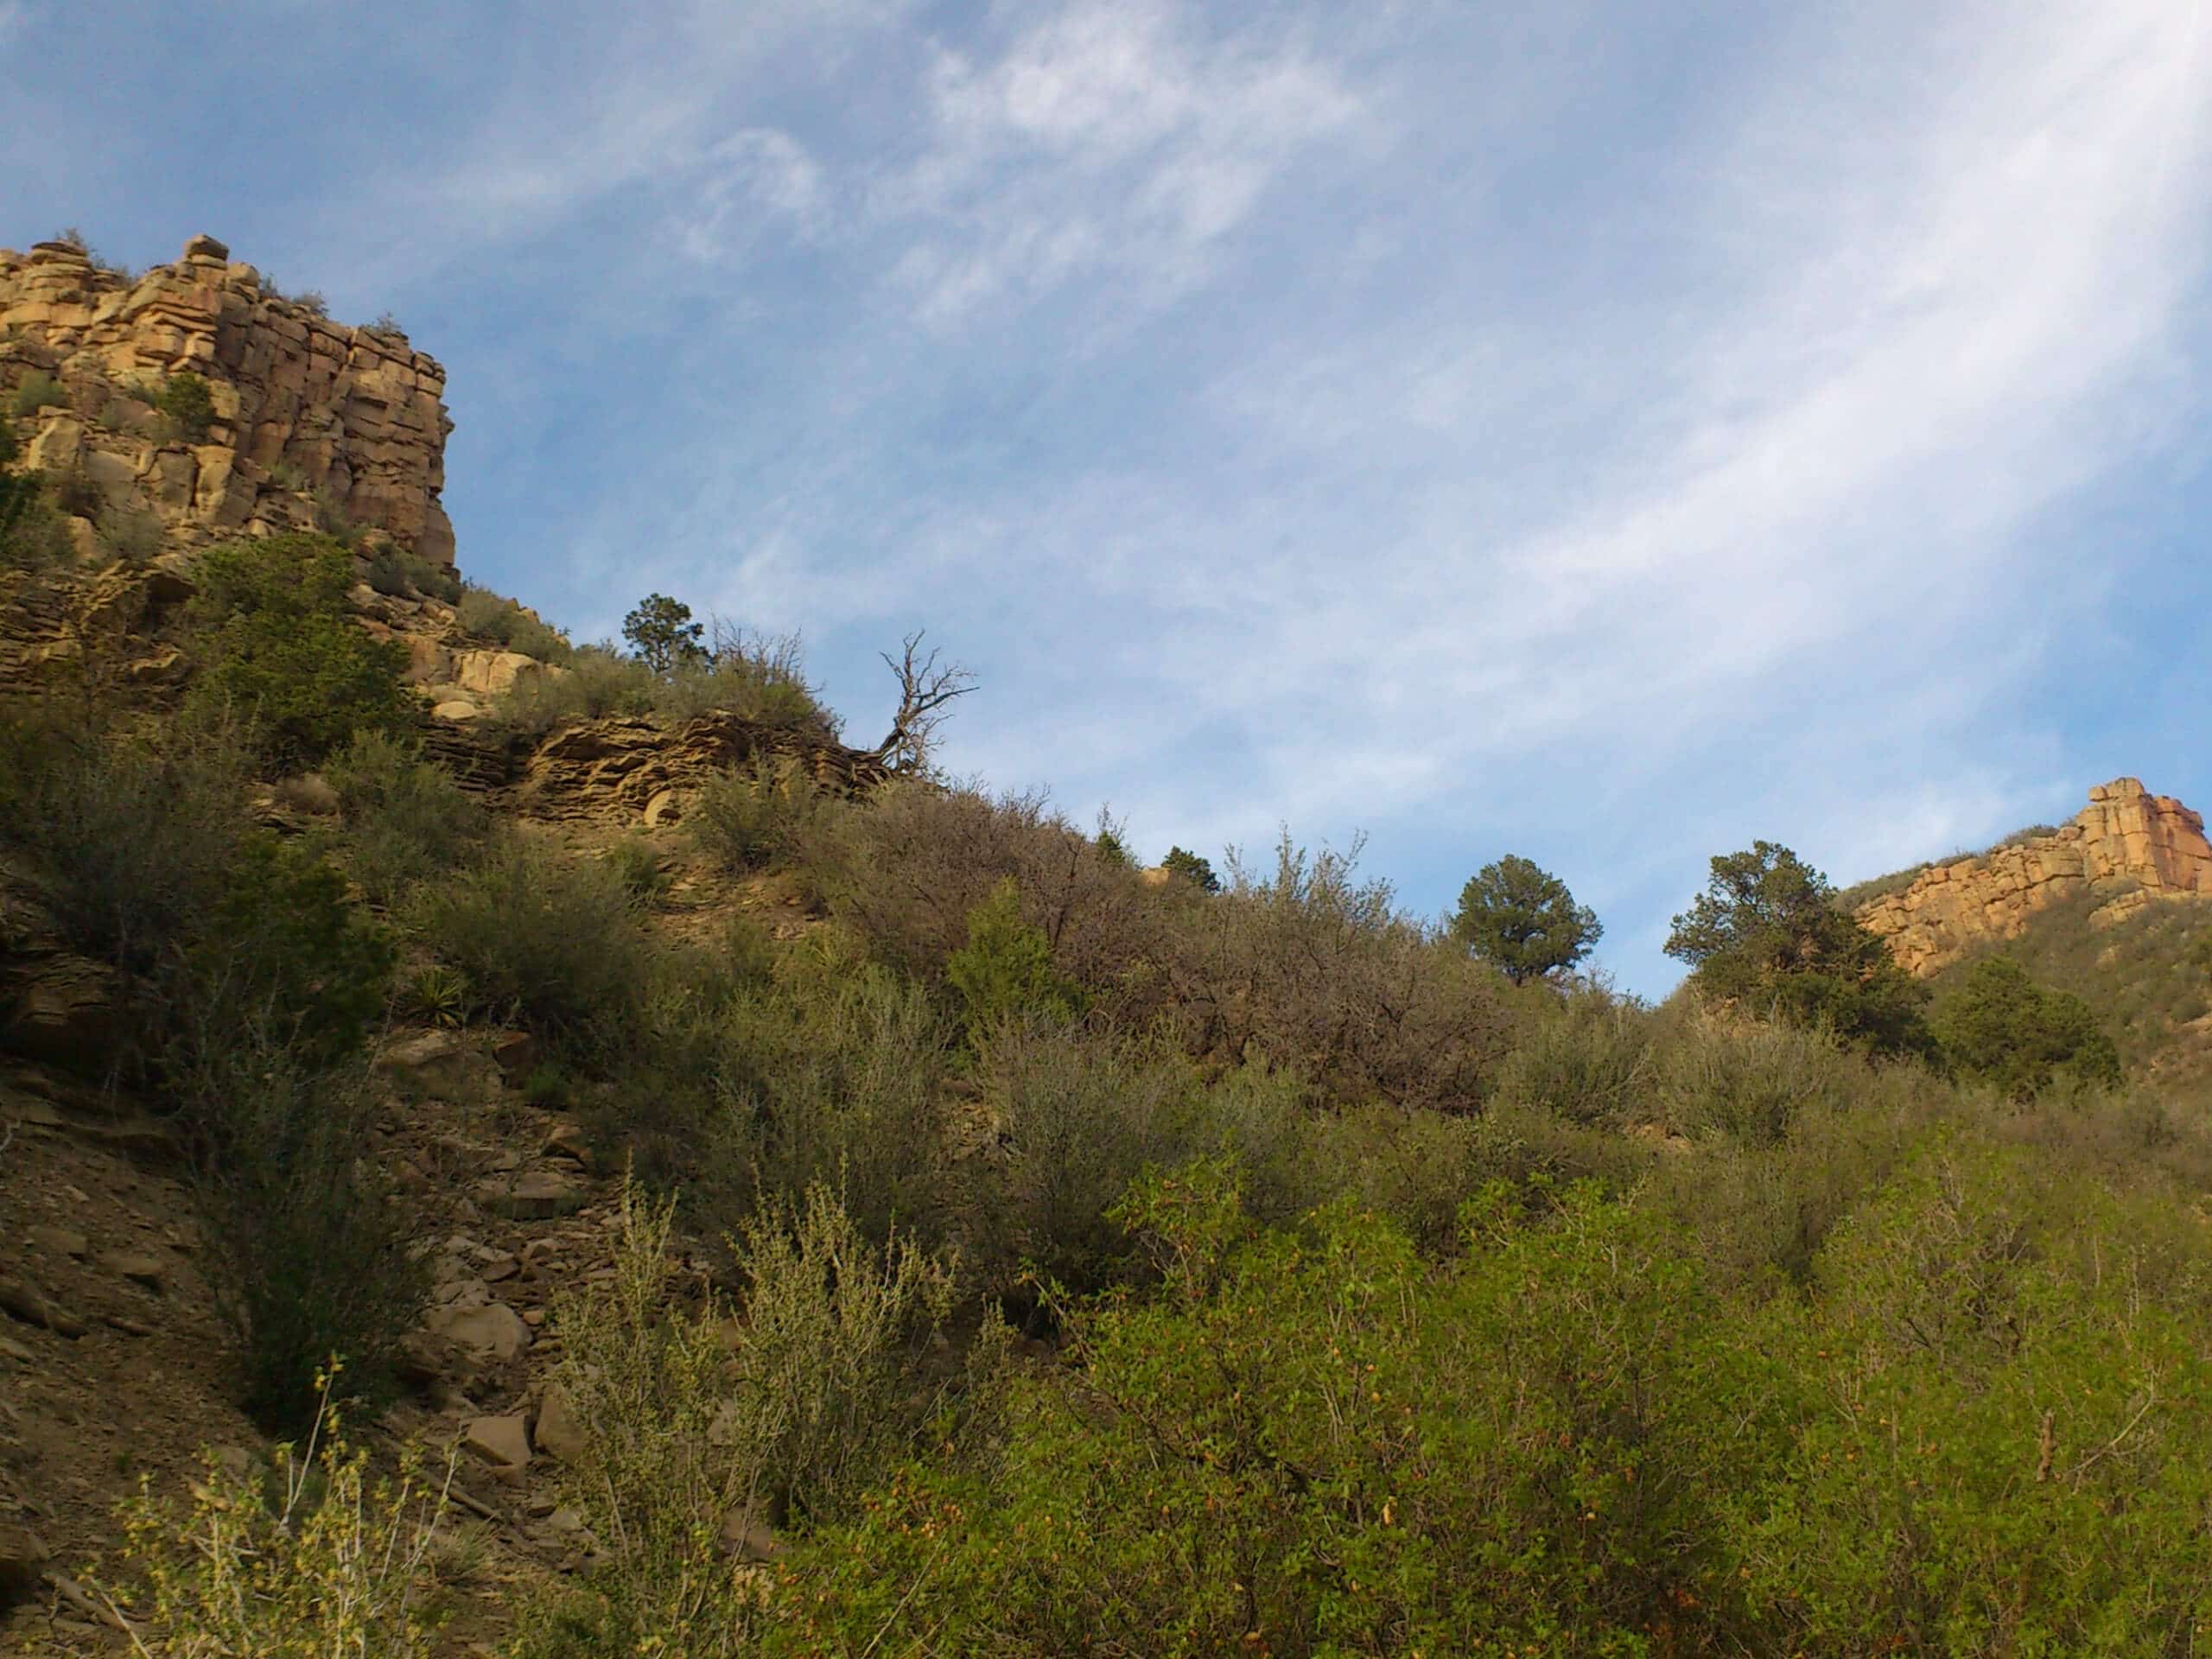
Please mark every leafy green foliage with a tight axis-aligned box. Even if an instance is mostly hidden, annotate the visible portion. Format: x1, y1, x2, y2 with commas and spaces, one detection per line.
454, 584, 572, 661
1449, 851, 1603, 984
186, 1042, 425, 1424
185, 533, 416, 766
0, 420, 72, 571
1667, 840, 1935, 1059
321, 729, 490, 908
1933, 955, 2122, 1098
945, 876, 1082, 1033
605, 835, 669, 905
1161, 843, 1221, 892
8, 372, 66, 418
0, 702, 414, 1421
406, 831, 652, 1050
156, 370, 216, 441
521, 1179, 958, 1658
688, 753, 837, 873
365, 547, 463, 605
106, 1376, 454, 1655
620, 591, 705, 673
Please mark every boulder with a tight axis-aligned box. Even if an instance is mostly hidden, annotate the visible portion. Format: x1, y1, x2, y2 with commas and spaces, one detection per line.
542, 1121, 592, 1168
452, 649, 549, 700
481, 1170, 585, 1221
462, 1414, 532, 1471
375, 1029, 499, 1102
533, 1380, 587, 1463
98, 1251, 166, 1292
719, 1503, 785, 1563
425, 1301, 531, 1364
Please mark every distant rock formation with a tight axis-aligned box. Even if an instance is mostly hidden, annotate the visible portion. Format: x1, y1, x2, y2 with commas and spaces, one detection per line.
1857, 779, 2212, 976
0, 234, 454, 563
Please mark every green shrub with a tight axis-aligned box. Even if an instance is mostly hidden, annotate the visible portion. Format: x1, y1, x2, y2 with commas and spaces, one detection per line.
972, 1015, 1198, 1293
455, 584, 573, 662
1495, 984, 1656, 1127
185, 533, 416, 766
182, 1040, 425, 1424
1169, 833, 1512, 1112
105, 1377, 454, 1655
406, 830, 652, 1049
0, 711, 251, 984
169, 831, 396, 1071
9, 372, 66, 417
3, 708, 416, 1420
493, 645, 653, 733
773, 1167, 1790, 1656
652, 637, 832, 734
704, 959, 960, 1249
0, 422, 73, 571
946, 877, 1082, 1033
605, 834, 669, 905
1654, 1004, 1855, 1147
526, 1180, 958, 1656
801, 783, 1166, 1025
321, 729, 490, 908
1934, 954, 2125, 1098
48, 462, 102, 520
1732, 1144, 2212, 1651
155, 370, 216, 441
398, 962, 472, 1027
689, 753, 840, 873
364, 547, 462, 605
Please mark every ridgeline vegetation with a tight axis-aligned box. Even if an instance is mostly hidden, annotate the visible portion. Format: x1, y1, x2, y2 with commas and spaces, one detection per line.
3, 428, 2211, 1656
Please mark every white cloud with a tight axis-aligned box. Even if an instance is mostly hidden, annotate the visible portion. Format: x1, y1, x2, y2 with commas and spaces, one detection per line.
875, 3, 1363, 322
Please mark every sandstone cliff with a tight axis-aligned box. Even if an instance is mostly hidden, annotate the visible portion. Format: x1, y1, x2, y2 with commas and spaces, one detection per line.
0, 234, 453, 563
1856, 779, 2212, 976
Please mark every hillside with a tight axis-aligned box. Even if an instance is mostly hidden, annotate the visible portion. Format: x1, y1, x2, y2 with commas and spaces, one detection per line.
6, 236, 2212, 1656
1850, 778, 2212, 1079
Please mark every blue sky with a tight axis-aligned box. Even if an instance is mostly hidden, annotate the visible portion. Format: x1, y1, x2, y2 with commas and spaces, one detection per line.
6, 0, 2209, 995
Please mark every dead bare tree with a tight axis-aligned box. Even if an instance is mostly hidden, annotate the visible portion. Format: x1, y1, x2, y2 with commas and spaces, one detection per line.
871, 630, 977, 772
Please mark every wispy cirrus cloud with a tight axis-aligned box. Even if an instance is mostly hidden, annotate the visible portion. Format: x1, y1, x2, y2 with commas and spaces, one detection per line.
16, 0, 2209, 991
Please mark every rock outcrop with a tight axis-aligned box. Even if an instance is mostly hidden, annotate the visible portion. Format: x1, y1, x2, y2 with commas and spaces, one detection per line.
1857, 779, 2212, 976
421, 711, 893, 825
0, 235, 453, 563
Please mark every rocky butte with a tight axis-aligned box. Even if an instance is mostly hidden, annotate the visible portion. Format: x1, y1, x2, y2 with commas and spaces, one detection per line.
1856, 779, 2212, 976
0, 233, 453, 563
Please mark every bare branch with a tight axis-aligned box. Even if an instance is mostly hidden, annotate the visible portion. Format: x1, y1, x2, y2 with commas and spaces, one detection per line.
872, 630, 977, 772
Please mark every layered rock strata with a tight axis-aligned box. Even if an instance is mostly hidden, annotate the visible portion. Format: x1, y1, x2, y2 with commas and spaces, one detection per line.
0, 234, 453, 563
1857, 779, 2212, 975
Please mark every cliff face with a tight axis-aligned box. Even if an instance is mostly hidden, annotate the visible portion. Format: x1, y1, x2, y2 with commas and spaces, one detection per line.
1857, 779, 2212, 976
0, 234, 453, 563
